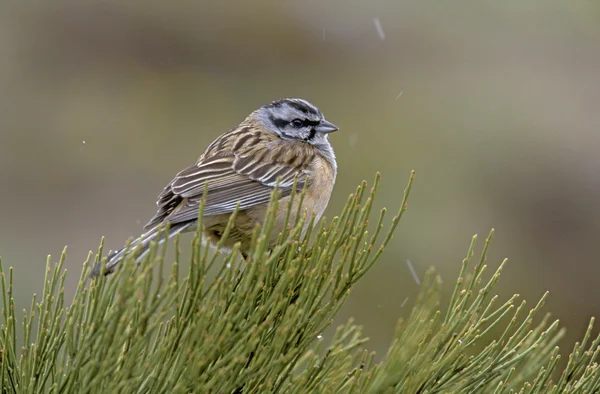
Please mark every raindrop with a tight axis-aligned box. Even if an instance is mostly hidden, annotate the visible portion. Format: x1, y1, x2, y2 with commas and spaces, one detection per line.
373, 18, 386, 41
317, 334, 323, 339
406, 260, 421, 285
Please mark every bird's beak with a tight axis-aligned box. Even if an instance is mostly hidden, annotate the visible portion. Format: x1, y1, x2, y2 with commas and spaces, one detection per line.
314, 119, 339, 134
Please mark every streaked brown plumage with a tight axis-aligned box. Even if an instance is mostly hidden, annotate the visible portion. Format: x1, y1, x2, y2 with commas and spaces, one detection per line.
92, 98, 338, 276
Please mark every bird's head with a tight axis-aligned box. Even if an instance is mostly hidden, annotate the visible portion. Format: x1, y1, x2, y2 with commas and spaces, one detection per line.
254, 98, 339, 146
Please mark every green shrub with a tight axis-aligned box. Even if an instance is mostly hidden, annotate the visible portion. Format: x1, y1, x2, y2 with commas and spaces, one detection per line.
1, 172, 598, 393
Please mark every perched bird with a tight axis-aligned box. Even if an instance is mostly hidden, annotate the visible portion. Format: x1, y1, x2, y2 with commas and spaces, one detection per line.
92, 98, 339, 276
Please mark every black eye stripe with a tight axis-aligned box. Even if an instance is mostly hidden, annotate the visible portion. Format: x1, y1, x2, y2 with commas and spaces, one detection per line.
269, 115, 289, 129
291, 119, 319, 127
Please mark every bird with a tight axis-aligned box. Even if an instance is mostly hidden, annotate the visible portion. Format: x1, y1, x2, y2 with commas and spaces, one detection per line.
91, 98, 339, 276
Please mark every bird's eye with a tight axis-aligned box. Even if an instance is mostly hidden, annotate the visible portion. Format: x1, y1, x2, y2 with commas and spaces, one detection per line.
291, 119, 304, 127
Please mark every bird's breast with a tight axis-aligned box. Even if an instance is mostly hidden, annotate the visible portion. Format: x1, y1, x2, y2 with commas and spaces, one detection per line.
305, 153, 336, 224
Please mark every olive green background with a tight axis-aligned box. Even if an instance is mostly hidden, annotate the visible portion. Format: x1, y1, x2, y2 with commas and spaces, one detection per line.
2, 1, 600, 358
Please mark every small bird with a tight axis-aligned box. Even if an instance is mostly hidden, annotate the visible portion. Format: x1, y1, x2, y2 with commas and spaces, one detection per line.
92, 98, 338, 276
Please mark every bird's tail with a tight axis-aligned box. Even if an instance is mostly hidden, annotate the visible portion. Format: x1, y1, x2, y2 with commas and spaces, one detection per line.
90, 222, 192, 277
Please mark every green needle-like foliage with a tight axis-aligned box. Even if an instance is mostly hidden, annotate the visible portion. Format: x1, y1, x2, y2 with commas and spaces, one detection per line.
1, 172, 600, 393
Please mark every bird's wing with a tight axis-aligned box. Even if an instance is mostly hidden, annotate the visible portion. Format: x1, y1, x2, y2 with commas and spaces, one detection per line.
143, 132, 314, 231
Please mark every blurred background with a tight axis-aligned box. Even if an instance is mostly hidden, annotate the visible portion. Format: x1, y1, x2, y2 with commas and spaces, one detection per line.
2, 0, 600, 359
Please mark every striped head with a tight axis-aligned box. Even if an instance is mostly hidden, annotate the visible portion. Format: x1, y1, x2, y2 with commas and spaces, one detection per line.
253, 98, 339, 147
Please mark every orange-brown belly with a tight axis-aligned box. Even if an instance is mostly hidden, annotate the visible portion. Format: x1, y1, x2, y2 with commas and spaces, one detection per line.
202, 154, 335, 255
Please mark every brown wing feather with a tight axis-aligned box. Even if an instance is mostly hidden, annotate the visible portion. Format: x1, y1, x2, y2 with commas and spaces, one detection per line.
143, 127, 311, 231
